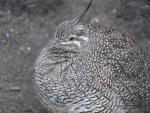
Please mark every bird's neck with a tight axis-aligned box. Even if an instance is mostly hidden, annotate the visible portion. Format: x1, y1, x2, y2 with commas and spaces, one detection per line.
46, 47, 77, 72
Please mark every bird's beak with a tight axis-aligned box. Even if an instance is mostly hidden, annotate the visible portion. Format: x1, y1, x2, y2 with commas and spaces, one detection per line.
47, 38, 58, 48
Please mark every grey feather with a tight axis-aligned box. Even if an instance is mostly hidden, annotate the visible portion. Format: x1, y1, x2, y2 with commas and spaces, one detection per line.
34, 1, 150, 113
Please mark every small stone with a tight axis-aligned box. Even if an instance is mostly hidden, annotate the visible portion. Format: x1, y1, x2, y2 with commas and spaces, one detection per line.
2, 40, 6, 44
112, 9, 117, 13
19, 46, 25, 51
27, 46, 31, 51
90, 17, 100, 24
6, 32, 10, 38
9, 86, 21, 91
10, 28, 14, 32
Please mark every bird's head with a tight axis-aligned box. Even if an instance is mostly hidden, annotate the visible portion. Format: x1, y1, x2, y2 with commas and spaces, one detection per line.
54, 19, 90, 52
47, 0, 92, 54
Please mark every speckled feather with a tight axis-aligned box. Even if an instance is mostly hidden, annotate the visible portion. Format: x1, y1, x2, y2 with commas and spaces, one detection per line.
34, 22, 149, 113
34, 1, 150, 113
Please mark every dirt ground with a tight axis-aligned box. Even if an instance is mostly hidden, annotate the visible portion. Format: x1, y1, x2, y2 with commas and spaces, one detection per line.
0, 0, 150, 113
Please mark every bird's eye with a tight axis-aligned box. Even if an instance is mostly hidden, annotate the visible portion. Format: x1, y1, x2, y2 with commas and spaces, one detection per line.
69, 37, 75, 41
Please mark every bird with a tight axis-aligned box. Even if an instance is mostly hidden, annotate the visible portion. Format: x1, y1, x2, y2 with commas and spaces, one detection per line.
34, 0, 150, 113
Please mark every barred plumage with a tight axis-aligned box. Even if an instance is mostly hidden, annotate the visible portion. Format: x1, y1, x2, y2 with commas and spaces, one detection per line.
34, 0, 150, 113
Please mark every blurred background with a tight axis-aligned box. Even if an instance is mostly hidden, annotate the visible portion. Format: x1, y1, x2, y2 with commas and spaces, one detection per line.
0, 0, 150, 113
